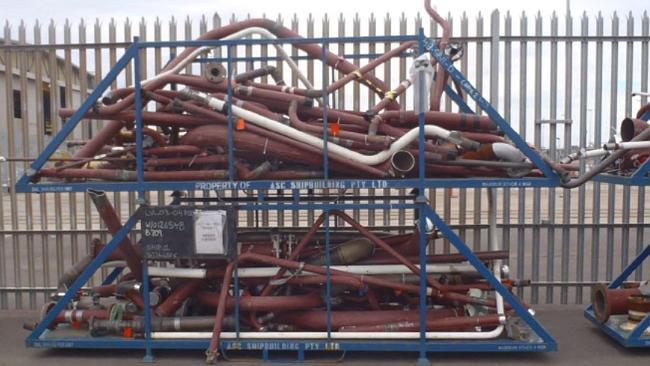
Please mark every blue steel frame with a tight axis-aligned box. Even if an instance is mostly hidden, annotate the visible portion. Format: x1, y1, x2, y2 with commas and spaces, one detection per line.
583, 107, 650, 346
22, 29, 559, 362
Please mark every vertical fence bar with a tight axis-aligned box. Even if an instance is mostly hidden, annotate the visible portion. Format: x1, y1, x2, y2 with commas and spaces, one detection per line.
398, 13, 407, 230
591, 13, 604, 284
636, 12, 649, 280
4, 23, 22, 309
472, 12, 484, 252
516, 11, 528, 299
33, 20, 51, 303
546, 12, 558, 304
531, 12, 543, 304
63, 20, 79, 301
502, 11, 512, 269
560, 9, 573, 304
383, 13, 391, 228
368, 14, 377, 228
576, 12, 588, 303
457, 12, 468, 245
606, 13, 619, 281
620, 13, 634, 272
0, 25, 9, 308
18, 21, 36, 309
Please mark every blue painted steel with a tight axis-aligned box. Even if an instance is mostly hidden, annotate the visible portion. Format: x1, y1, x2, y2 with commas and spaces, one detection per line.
640, 110, 650, 121
101, 267, 124, 286
226, 46, 235, 181
416, 28, 429, 365
629, 310, 650, 342
27, 214, 139, 342
322, 42, 330, 180
21, 32, 562, 358
444, 83, 474, 113
609, 245, 650, 289
325, 210, 332, 338
133, 37, 146, 202
16, 177, 560, 193
27, 336, 555, 352
16, 43, 137, 186
421, 205, 558, 349
424, 39, 559, 181
630, 157, 650, 181
234, 262, 241, 337
584, 308, 650, 347
141, 260, 154, 361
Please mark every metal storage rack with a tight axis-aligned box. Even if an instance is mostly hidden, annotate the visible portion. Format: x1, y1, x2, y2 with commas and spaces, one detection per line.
583, 107, 650, 348
17, 29, 559, 363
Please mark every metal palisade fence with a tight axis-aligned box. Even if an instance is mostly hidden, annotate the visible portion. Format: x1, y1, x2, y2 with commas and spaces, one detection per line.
0, 9, 649, 309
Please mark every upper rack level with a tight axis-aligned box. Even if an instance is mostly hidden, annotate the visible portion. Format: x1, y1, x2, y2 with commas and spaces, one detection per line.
14, 29, 565, 195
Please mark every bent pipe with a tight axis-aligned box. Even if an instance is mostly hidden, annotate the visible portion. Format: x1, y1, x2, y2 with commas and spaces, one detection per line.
153, 91, 388, 177
182, 88, 479, 166
159, 18, 396, 108
87, 190, 142, 281
560, 120, 650, 188
326, 41, 416, 95
206, 251, 510, 362
425, 0, 452, 112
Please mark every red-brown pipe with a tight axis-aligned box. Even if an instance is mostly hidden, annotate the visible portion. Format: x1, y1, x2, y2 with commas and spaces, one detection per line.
87, 190, 142, 281
339, 314, 501, 332
195, 292, 323, 312
620, 117, 649, 142
155, 279, 204, 317
39, 168, 229, 181
592, 283, 641, 322
274, 308, 461, 331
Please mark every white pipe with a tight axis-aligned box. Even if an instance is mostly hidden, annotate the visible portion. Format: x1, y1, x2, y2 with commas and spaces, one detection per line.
186, 90, 464, 166
603, 141, 650, 151
147, 263, 476, 279
141, 27, 314, 91
151, 330, 503, 340
560, 148, 609, 163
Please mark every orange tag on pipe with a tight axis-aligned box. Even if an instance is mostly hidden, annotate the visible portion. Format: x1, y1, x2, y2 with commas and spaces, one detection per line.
123, 327, 134, 338
236, 118, 246, 130
328, 122, 340, 137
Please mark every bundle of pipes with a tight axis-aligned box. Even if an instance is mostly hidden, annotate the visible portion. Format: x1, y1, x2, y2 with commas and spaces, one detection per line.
28, 0, 578, 184
27, 188, 532, 358
558, 102, 650, 185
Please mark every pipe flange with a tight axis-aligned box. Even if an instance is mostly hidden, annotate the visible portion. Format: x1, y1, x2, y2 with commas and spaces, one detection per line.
204, 63, 227, 84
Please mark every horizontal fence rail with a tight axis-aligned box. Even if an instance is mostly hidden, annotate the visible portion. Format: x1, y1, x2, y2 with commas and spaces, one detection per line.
0, 9, 649, 309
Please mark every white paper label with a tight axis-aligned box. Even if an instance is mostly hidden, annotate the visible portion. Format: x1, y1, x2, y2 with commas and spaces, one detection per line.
194, 210, 226, 255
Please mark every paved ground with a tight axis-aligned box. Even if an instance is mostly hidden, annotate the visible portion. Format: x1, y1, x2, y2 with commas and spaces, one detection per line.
2, 305, 648, 366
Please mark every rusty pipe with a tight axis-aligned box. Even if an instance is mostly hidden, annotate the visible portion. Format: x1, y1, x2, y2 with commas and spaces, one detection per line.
339, 314, 501, 332
87, 190, 142, 281
195, 292, 323, 312
591, 283, 642, 323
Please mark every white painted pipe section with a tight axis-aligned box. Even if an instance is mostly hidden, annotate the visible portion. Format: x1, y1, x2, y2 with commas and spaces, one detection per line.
147, 263, 476, 279
186, 90, 461, 166
152, 329, 503, 340
603, 141, 650, 151
560, 148, 608, 164
492, 143, 527, 162
141, 27, 314, 91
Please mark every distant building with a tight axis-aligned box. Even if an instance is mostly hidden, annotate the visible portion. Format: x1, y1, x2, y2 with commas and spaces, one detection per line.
0, 38, 95, 186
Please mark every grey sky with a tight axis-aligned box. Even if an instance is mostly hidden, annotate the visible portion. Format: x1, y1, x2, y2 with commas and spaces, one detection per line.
1, 0, 648, 25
